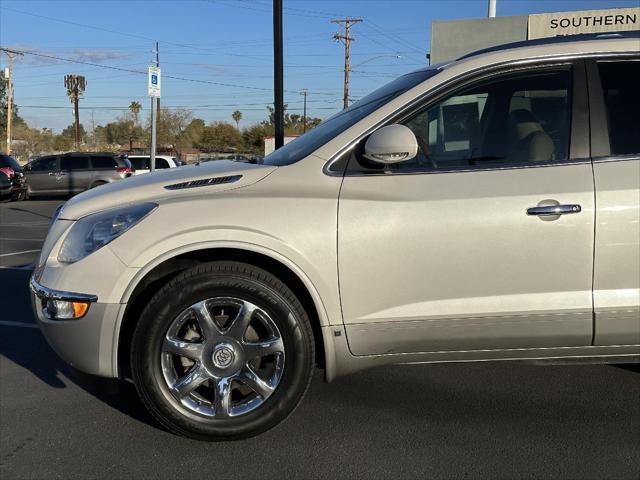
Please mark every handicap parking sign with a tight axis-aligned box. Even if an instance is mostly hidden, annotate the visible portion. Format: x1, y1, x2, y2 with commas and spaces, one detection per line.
148, 66, 161, 97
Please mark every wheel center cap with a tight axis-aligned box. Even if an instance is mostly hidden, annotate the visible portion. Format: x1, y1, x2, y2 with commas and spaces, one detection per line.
212, 343, 235, 369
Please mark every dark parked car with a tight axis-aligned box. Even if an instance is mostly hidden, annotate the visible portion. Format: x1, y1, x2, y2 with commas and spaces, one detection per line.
24, 152, 134, 197
0, 171, 11, 201
0, 153, 28, 200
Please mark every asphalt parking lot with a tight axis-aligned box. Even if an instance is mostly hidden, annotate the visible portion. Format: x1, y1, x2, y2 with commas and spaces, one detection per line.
0, 199, 639, 479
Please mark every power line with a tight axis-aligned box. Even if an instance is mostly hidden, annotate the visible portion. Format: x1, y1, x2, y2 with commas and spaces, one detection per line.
0, 6, 267, 61
2, 47, 340, 95
16, 105, 340, 112
364, 21, 426, 55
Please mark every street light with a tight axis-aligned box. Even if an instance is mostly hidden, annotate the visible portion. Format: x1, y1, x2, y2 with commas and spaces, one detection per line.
351, 54, 402, 70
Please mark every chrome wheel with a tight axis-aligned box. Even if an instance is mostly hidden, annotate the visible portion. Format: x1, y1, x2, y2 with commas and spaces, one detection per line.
160, 297, 285, 419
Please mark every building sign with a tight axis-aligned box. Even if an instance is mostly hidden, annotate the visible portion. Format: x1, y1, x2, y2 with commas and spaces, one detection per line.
148, 65, 161, 98
528, 7, 639, 39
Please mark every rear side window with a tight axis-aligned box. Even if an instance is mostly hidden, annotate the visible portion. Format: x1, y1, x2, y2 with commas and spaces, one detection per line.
91, 156, 117, 169
598, 60, 640, 155
61, 156, 89, 171
28, 157, 58, 172
156, 158, 170, 169
129, 157, 150, 170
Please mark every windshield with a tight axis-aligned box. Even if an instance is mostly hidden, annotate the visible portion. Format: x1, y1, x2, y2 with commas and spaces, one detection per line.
263, 67, 441, 166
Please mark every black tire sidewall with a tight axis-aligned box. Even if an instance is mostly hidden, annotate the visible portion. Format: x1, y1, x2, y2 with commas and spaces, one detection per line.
131, 263, 314, 440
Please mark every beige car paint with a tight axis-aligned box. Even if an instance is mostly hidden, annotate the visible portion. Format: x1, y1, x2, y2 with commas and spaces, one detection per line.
339, 163, 596, 355
32, 36, 640, 381
592, 159, 640, 345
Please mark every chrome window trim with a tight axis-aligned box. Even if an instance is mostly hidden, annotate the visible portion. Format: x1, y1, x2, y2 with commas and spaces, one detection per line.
30, 276, 98, 303
323, 50, 639, 177
341, 158, 592, 177
592, 155, 640, 164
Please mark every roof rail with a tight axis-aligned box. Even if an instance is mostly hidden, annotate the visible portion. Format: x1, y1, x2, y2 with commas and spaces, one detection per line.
457, 30, 640, 61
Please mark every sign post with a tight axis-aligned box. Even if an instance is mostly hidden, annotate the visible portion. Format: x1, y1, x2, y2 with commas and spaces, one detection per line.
148, 65, 161, 171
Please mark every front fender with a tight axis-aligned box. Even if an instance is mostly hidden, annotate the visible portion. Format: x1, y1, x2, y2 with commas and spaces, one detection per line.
117, 237, 333, 328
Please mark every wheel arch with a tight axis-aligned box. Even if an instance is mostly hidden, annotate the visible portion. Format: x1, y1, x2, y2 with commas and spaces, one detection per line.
115, 245, 331, 379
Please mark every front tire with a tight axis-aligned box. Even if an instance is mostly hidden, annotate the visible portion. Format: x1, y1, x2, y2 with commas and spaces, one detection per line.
131, 261, 315, 440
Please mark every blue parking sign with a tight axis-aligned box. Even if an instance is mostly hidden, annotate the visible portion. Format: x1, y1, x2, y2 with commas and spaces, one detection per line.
148, 66, 161, 97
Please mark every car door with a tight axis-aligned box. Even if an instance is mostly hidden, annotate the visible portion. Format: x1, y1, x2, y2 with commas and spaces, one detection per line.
25, 156, 60, 194
587, 58, 640, 346
60, 155, 91, 194
338, 61, 596, 356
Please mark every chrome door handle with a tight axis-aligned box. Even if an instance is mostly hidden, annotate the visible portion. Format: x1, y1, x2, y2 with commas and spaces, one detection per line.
527, 204, 581, 216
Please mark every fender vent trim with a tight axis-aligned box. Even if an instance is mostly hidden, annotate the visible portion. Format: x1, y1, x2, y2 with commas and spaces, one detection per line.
164, 175, 242, 190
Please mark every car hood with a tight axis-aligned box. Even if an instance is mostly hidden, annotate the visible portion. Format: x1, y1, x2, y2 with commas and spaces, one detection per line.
59, 160, 277, 220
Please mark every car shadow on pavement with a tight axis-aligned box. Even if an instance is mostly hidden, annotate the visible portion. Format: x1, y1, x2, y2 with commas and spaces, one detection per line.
0, 268, 159, 429
0, 324, 159, 429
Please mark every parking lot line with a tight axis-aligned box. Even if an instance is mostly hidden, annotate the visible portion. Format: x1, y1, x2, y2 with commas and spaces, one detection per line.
2, 222, 49, 227
0, 249, 41, 257
0, 320, 38, 329
0, 238, 44, 242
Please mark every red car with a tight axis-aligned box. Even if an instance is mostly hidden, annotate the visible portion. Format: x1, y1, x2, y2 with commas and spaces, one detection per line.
0, 153, 28, 200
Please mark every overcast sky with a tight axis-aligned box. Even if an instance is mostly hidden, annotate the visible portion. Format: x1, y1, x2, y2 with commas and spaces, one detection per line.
1, 0, 637, 132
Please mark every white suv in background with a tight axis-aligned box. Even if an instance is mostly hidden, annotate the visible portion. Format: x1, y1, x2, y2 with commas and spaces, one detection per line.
128, 155, 182, 175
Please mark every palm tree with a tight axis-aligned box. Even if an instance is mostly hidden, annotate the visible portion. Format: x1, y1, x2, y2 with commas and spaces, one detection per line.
129, 101, 142, 125
128, 101, 142, 152
232, 110, 242, 130
64, 74, 86, 149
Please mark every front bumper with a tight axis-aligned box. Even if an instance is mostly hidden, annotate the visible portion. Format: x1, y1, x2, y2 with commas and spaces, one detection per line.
30, 275, 123, 378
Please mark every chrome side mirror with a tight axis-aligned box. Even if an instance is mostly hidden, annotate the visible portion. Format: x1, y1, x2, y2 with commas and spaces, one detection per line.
363, 124, 418, 165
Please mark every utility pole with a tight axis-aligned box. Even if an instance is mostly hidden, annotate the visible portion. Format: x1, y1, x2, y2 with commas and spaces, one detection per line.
273, 0, 284, 149
300, 89, 308, 133
488, 0, 497, 17
90, 110, 96, 149
1, 48, 23, 155
64, 74, 86, 150
332, 17, 362, 110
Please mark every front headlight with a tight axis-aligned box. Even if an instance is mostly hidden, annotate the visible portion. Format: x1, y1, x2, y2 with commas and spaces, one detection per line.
58, 203, 157, 264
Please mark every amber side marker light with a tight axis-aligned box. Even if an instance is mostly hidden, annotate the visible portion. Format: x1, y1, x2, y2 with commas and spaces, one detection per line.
44, 299, 90, 320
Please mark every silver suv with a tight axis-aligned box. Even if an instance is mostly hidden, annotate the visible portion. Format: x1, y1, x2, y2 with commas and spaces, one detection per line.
24, 153, 134, 197
30, 33, 639, 440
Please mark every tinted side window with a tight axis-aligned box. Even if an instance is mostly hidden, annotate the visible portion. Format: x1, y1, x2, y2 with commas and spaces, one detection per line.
358, 67, 572, 173
598, 60, 640, 155
61, 156, 89, 171
129, 157, 150, 170
29, 157, 58, 172
156, 158, 170, 169
91, 156, 117, 169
